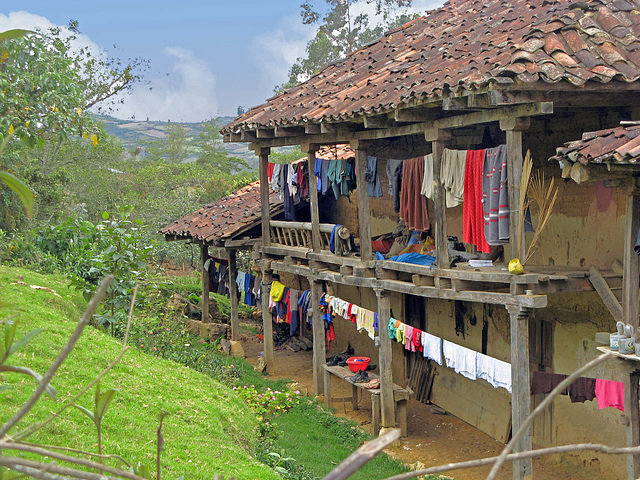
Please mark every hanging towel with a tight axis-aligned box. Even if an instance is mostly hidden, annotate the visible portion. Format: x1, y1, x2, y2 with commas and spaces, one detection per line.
443, 340, 477, 380
400, 156, 430, 231
477, 353, 512, 393
404, 325, 415, 351
441, 148, 467, 208
386, 159, 404, 213
236, 271, 246, 293
420, 154, 435, 200
364, 156, 383, 197
482, 145, 509, 245
595, 378, 625, 411
463, 149, 490, 252
422, 332, 442, 365
531, 371, 568, 395
567, 377, 596, 403
388, 317, 398, 340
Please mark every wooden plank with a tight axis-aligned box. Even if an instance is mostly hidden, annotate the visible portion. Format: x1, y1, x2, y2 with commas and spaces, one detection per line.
201, 244, 209, 323
426, 129, 451, 269
228, 249, 240, 341
353, 141, 373, 260
306, 147, 322, 253
258, 148, 271, 247
589, 266, 623, 323
623, 193, 640, 330
376, 290, 395, 428
508, 305, 533, 480
625, 371, 640, 479
262, 270, 275, 372
324, 365, 332, 409
311, 280, 326, 395
263, 245, 309, 259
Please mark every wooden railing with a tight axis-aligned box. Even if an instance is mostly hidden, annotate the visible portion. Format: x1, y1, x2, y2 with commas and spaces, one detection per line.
269, 220, 351, 251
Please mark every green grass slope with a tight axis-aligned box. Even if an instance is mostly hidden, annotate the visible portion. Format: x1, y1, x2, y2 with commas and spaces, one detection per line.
0, 266, 279, 480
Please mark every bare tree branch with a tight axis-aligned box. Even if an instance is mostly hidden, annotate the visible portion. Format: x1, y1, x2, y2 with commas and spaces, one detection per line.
12, 441, 133, 468
486, 351, 614, 480
0, 455, 145, 480
0, 276, 113, 438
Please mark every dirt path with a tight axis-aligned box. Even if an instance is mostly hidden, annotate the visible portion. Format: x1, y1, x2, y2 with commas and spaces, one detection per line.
240, 332, 604, 480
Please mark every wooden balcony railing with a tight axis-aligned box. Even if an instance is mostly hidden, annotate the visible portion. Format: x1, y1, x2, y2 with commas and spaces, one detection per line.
269, 220, 351, 251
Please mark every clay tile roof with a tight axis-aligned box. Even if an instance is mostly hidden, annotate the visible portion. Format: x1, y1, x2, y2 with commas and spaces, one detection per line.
550, 122, 640, 164
222, 0, 640, 135
159, 145, 354, 243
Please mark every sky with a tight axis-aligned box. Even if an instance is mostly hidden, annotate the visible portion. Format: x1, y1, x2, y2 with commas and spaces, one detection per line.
1, 1, 442, 123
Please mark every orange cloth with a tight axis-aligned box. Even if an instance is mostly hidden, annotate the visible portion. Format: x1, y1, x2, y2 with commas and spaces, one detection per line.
399, 157, 430, 231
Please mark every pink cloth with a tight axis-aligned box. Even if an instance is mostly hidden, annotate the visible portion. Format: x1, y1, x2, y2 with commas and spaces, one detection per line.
595, 378, 625, 412
404, 325, 415, 352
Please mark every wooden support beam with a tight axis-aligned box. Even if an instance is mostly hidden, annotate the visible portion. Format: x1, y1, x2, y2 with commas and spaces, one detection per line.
623, 192, 640, 330
201, 244, 209, 323
275, 126, 305, 137
442, 97, 470, 111
302, 143, 322, 253
501, 117, 530, 260
426, 129, 451, 269
311, 279, 326, 396
305, 123, 322, 134
223, 134, 231, 143
624, 371, 640, 479
376, 289, 395, 428
364, 115, 397, 129
589, 266, 623, 323
240, 130, 257, 141
228, 133, 242, 142
256, 128, 275, 139
394, 106, 438, 123
507, 305, 533, 480
262, 269, 275, 372
258, 147, 271, 247
352, 140, 373, 261
228, 248, 240, 341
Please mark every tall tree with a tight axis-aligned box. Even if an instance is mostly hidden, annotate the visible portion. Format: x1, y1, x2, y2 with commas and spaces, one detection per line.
196, 118, 249, 175
278, 0, 415, 90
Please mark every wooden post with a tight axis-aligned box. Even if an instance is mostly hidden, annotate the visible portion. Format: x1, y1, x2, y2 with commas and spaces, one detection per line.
622, 191, 640, 331
351, 140, 373, 260
507, 304, 533, 480
262, 269, 275, 372
228, 248, 240, 341
258, 147, 271, 247
375, 288, 395, 428
425, 129, 451, 270
201, 244, 209, 323
500, 117, 530, 261
311, 278, 326, 396
624, 370, 640, 479
302, 143, 322, 253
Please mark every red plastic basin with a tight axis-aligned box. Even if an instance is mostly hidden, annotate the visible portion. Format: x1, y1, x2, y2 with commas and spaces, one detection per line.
346, 356, 370, 372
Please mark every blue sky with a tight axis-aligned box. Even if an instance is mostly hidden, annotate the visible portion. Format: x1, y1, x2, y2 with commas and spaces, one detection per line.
1, 1, 441, 122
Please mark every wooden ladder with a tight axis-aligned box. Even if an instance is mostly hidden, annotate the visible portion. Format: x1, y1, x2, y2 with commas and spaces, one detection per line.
589, 266, 623, 323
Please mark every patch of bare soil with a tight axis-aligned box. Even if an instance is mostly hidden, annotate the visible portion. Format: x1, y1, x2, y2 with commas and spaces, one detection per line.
240, 334, 604, 480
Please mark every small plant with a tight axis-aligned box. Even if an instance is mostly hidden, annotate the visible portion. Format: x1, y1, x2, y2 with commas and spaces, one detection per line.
234, 385, 301, 437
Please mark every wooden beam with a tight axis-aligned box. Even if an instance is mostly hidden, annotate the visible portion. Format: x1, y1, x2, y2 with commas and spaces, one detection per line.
262, 269, 275, 371
302, 144, 322, 253
224, 238, 261, 249
501, 117, 530, 260
364, 115, 397, 129
275, 126, 305, 137
258, 147, 271, 247
201, 244, 209, 323
311, 279, 326, 395
624, 371, 640, 480
425, 129, 451, 269
623, 192, 640, 331
352, 140, 373, 261
321, 122, 362, 134
223, 134, 231, 143
249, 102, 554, 149
376, 289, 395, 428
507, 305, 533, 480
228, 249, 240, 341
442, 97, 470, 111
394, 106, 438, 123
256, 128, 275, 139
589, 266, 623, 323
305, 123, 322, 134
240, 130, 257, 141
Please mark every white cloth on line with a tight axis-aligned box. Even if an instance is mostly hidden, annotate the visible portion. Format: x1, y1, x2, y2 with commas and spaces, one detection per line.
443, 340, 477, 380
476, 352, 512, 393
422, 332, 442, 365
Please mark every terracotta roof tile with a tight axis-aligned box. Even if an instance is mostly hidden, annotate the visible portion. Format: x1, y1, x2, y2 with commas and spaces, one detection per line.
550, 123, 640, 165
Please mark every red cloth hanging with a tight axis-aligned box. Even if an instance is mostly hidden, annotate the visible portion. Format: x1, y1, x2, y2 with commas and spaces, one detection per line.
463, 149, 491, 253
399, 157, 430, 231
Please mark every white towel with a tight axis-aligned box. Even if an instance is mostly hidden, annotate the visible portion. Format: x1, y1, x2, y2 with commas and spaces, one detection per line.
476, 353, 512, 393
493, 358, 512, 393
443, 340, 477, 380
422, 332, 442, 365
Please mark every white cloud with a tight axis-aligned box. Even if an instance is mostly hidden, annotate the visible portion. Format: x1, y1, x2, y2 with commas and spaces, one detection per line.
251, 14, 316, 89
116, 47, 219, 123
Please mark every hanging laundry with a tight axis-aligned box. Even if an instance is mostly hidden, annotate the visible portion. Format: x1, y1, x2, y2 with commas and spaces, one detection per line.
364, 156, 383, 197
405, 325, 416, 352
422, 333, 442, 365
420, 154, 435, 200
441, 148, 467, 208
283, 166, 297, 221
386, 158, 404, 213
482, 145, 509, 246
477, 352, 512, 393
413, 330, 423, 353
270, 280, 285, 302
595, 379, 625, 411
321, 159, 331, 196
314, 157, 323, 193
443, 340, 477, 380
400, 156, 430, 231
463, 149, 491, 253
327, 159, 343, 200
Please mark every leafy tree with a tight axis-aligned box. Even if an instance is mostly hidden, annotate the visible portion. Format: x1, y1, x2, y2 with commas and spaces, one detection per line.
143, 123, 191, 163
278, 0, 416, 90
196, 118, 249, 174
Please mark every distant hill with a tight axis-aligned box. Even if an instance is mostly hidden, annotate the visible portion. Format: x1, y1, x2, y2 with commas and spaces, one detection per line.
94, 115, 260, 167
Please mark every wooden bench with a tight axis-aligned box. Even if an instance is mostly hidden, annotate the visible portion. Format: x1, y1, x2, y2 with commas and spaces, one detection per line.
322, 364, 409, 436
